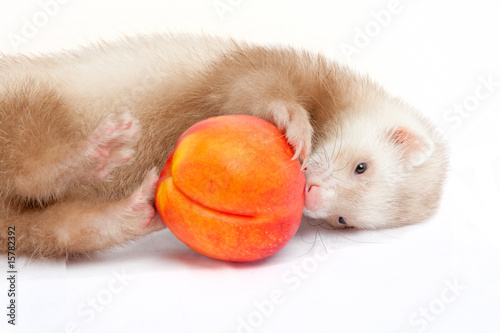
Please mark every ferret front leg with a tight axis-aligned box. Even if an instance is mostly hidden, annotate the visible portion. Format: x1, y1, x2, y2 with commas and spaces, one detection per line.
262, 102, 314, 167
233, 100, 314, 168
1, 169, 165, 259
208, 67, 314, 167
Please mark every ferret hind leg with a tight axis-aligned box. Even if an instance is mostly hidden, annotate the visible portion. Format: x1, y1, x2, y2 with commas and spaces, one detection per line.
0, 80, 138, 211
0, 168, 164, 259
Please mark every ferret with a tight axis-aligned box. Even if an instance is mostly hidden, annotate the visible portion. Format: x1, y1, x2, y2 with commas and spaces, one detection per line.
0, 34, 448, 259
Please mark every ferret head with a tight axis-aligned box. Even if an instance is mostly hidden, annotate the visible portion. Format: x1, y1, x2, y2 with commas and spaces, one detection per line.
303, 94, 448, 229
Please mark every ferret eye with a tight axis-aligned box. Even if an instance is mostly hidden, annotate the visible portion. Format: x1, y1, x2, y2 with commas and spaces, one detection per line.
355, 163, 367, 174
338, 217, 346, 225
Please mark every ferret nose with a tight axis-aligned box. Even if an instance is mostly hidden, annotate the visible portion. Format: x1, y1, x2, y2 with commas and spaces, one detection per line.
304, 185, 321, 212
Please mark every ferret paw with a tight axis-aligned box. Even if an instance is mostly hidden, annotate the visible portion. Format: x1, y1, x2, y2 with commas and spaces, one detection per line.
286, 117, 313, 168
83, 112, 139, 179
120, 168, 166, 234
268, 103, 313, 169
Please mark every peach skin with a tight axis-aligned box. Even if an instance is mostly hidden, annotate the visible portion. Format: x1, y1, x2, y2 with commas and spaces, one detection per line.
155, 115, 305, 262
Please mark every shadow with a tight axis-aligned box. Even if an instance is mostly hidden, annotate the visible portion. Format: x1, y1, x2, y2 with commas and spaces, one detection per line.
291, 216, 417, 256
66, 217, 416, 270
67, 228, 277, 270
159, 248, 275, 270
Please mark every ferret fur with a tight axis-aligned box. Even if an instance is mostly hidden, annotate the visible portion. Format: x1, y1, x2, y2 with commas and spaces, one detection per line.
0, 34, 448, 259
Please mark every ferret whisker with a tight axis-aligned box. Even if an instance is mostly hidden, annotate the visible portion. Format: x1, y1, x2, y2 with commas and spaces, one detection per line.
302, 91, 327, 114
314, 219, 328, 253
330, 127, 343, 168
372, 230, 401, 239
330, 175, 347, 184
319, 145, 331, 169
332, 158, 352, 173
335, 232, 390, 244
335, 185, 359, 196
329, 133, 337, 164
318, 221, 335, 231
261, 133, 287, 145
321, 72, 338, 111
300, 217, 321, 255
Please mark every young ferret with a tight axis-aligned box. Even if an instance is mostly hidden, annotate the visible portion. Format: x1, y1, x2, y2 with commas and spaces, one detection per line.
0, 34, 447, 259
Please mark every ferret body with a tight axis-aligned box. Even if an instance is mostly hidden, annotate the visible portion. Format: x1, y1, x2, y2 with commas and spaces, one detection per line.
0, 34, 447, 259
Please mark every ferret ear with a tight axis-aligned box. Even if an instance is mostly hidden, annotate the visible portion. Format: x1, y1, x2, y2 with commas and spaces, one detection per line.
389, 127, 434, 167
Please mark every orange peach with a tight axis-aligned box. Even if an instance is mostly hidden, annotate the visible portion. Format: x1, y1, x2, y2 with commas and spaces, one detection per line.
155, 115, 305, 262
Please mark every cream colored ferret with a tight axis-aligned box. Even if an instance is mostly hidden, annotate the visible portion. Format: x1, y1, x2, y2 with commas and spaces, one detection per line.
0, 34, 447, 258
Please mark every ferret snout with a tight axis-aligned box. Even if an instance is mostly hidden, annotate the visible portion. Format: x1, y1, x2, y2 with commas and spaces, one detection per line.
304, 184, 321, 212
303, 170, 335, 213
305, 182, 329, 212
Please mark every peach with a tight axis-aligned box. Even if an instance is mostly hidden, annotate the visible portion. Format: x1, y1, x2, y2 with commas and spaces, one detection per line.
155, 115, 305, 262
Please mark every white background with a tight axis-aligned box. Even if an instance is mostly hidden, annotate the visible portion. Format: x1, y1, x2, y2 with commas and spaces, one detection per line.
1, 0, 500, 332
